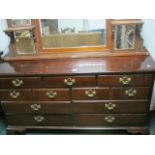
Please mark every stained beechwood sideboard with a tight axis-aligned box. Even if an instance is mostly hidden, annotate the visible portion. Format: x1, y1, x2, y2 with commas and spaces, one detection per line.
0, 55, 155, 134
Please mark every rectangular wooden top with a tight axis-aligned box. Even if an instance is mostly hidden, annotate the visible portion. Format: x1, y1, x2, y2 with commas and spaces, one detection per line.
0, 55, 155, 77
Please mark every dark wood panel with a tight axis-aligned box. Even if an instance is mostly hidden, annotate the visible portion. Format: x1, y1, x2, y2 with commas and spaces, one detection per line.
2, 101, 72, 114
98, 74, 152, 86
0, 56, 155, 76
0, 77, 41, 89
6, 114, 72, 126
74, 114, 147, 126
111, 87, 151, 99
72, 88, 110, 100
34, 89, 70, 101
73, 100, 148, 114
43, 76, 96, 88
0, 89, 33, 101
0, 103, 3, 115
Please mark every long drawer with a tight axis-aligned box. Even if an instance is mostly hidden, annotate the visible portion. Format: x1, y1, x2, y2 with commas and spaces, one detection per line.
73, 100, 148, 114
98, 74, 152, 86
74, 114, 147, 126
2, 101, 72, 114
6, 114, 72, 126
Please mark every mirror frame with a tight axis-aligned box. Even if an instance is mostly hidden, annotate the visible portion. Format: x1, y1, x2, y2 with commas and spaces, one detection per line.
34, 19, 112, 54
5, 19, 146, 60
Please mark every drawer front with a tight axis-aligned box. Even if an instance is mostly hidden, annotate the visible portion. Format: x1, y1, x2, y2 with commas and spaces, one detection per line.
34, 89, 70, 101
6, 114, 72, 126
98, 74, 152, 86
2, 101, 72, 114
43, 76, 96, 88
0, 77, 41, 89
73, 100, 148, 114
111, 87, 150, 99
72, 88, 109, 100
74, 114, 147, 126
0, 89, 33, 101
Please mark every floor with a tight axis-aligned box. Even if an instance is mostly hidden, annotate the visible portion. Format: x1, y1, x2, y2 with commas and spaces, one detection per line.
0, 112, 155, 135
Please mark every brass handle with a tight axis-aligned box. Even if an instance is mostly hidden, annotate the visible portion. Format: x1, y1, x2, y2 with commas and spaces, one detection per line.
34, 115, 44, 122
64, 77, 76, 86
119, 76, 131, 85
125, 88, 137, 97
9, 91, 20, 99
30, 104, 41, 111
104, 116, 115, 123
46, 90, 57, 99
105, 103, 116, 110
85, 89, 96, 98
12, 79, 23, 87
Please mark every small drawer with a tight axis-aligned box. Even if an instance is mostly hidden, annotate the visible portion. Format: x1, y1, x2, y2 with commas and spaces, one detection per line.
0, 89, 33, 101
111, 87, 150, 99
2, 101, 72, 114
72, 88, 110, 100
43, 76, 96, 88
98, 74, 152, 86
74, 114, 147, 126
34, 89, 70, 101
0, 77, 41, 89
6, 114, 72, 126
73, 100, 148, 114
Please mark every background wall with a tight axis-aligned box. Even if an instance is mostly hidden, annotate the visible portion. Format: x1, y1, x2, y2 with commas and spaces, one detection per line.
0, 19, 155, 109
142, 19, 155, 110
0, 19, 9, 55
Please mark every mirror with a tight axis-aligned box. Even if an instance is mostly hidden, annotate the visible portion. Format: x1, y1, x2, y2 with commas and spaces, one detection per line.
14, 30, 36, 54
40, 19, 106, 49
113, 25, 136, 50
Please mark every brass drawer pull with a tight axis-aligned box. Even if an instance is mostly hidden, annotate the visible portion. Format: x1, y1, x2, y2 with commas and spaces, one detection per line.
64, 77, 76, 86
9, 91, 20, 99
12, 79, 23, 87
104, 116, 115, 123
119, 76, 131, 85
85, 89, 96, 98
34, 115, 44, 122
105, 103, 116, 110
30, 104, 41, 111
46, 90, 57, 99
125, 88, 137, 97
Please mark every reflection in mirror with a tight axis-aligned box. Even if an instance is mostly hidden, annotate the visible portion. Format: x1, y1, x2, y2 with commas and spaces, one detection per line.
114, 25, 136, 49
14, 30, 36, 54
40, 19, 106, 49
12, 19, 31, 27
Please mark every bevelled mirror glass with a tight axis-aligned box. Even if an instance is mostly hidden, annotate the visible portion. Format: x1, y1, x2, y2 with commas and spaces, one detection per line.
113, 25, 136, 50
12, 19, 31, 27
39, 19, 106, 49
14, 30, 36, 54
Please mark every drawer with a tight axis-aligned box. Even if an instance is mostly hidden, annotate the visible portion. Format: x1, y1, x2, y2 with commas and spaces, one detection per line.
73, 100, 148, 114
34, 89, 70, 101
2, 101, 72, 114
0, 77, 41, 89
0, 89, 33, 101
6, 114, 72, 126
98, 74, 152, 86
74, 114, 147, 126
72, 88, 109, 100
111, 87, 151, 99
43, 76, 96, 88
